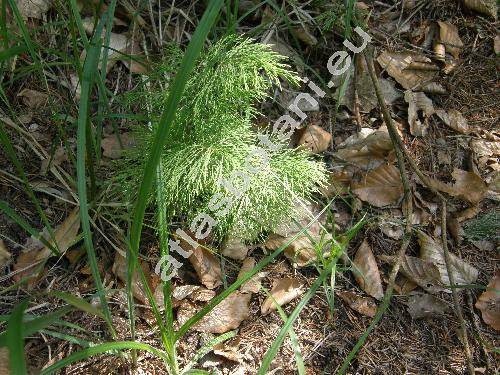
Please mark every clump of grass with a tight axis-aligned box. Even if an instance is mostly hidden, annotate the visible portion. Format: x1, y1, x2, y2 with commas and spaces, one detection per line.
464, 210, 500, 241
115, 35, 327, 241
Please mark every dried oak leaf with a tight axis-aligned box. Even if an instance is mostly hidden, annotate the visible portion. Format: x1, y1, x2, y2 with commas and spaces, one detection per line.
13, 208, 80, 284
418, 231, 479, 290
353, 239, 384, 300
337, 291, 377, 317
261, 278, 303, 315
298, 124, 332, 154
177, 291, 251, 333
377, 51, 445, 94
188, 246, 222, 290
425, 168, 488, 204
351, 164, 404, 207
406, 293, 449, 319
237, 257, 266, 294
475, 272, 500, 330
404, 91, 435, 137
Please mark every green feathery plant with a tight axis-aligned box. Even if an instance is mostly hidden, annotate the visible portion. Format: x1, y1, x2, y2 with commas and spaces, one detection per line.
115, 35, 327, 241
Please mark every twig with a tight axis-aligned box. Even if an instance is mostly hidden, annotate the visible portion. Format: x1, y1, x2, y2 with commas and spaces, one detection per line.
339, 45, 414, 374
353, 54, 363, 132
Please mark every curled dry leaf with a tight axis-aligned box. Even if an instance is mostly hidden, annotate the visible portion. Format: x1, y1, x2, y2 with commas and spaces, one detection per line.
404, 91, 435, 137
15, 0, 51, 19
171, 284, 215, 306
298, 124, 332, 154
435, 109, 469, 134
213, 337, 242, 363
334, 125, 395, 170
188, 245, 222, 290
425, 168, 488, 204
17, 89, 48, 108
101, 133, 136, 159
353, 239, 384, 300
237, 257, 266, 294
377, 51, 446, 94
14, 208, 80, 284
261, 278, 303, 315
177, 291, 251, 333
418, 231, 479, 290
351, 164, 404, 207
406, 293, 449, 319
436, 21, 463, 59
337, 291, 377, 317
221, 237, 248, 260
461, 0, 497, 19
475, 272, 500, 330
470, 139, 500, 171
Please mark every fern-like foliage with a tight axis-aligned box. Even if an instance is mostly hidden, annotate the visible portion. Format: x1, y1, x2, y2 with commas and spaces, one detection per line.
115, 36, 327, 241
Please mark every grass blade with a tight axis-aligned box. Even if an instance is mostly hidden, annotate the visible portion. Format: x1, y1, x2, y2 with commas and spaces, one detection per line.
5, 300, 28, 375
49, 291, 106, 320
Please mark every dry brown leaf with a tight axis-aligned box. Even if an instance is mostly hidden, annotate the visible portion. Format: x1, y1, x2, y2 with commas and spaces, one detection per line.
425, 168, 488, 204
0, 347, 9, 375
377, 51, 445, 94
462, 0, 497, 19
475, 272, 500, 330
15, 0, 51, 19
406, 293, 449, 319
351, 164, 404, 207
394, 275, 418, 295
298, 124, 331, 154
237, 257, 266, 294
436, 21, 463, 59
13, 208, 80, 283
405, 91, 435, 137
379, 254, 445, 294
470, 139, 500, 171
418, 231, 479, 290
261, 278, 303, 315
337, 291, 377, 317
17, 89, 48, 108
80, 32, 131, 72
0, 239, 11, 268
221, 237, 248, 260
334, 126, 395, 170
101, 133, 136, 159
177, 292, 251, 333
291, 25, 318, 46
353, 239, 384, 300
213, 338, 242, 363
435, 109, 469, 134
188, 246, 222, 290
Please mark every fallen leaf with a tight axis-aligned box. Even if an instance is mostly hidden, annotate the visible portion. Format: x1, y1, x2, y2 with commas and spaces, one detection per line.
80, 32, 134, 72
470, 139, 500, 171
188, 246, 222, 290
337, 291, 377, 317
405, 91, 435, 137
0, 240, 11, 268
237, 257, 266, 294
462, 0, 497, 20
101, 133, 136, 159
13, 208, 80, 284
261, 278, 303, 315
394, 275, 418, 294
177, 292, 251, 333
351, 164, 404, 207
435, 109, 469, 134
221, 237, 248, 260
406, 293, 449, 319
425, 168, 487, 204
298, 124, 331, 153
14, 0, 51, 19
475, 272, 500, 330
352, 239, 384, 300
213, 337, 242, 363
436, 21, 463, 59
68, 74, 81, 100
17, 89, 48, 108
495, 35, 500, 55
291, 25, 318, 46
334, 125, 395, 170
377, 51, 446, 94
112, 251, 154, 305
418, 231, 479, 291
